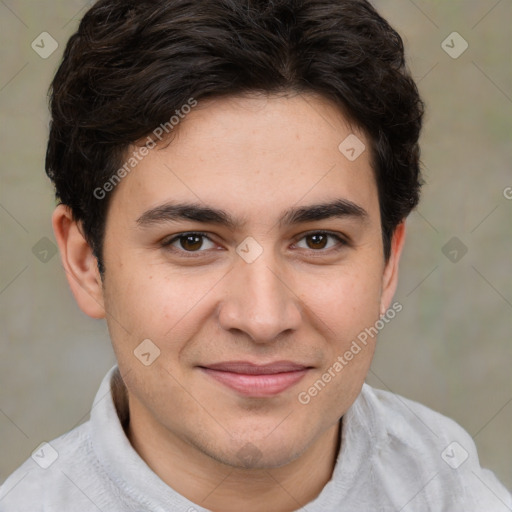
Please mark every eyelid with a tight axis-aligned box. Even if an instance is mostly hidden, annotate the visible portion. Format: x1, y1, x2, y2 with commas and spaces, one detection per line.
293, 229, 348, 242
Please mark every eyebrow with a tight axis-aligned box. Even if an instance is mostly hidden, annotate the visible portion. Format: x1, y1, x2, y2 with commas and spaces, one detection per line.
136, 198, 368, 229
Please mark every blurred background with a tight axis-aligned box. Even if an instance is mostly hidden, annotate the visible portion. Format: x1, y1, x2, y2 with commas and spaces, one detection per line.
1, 0, 511, 491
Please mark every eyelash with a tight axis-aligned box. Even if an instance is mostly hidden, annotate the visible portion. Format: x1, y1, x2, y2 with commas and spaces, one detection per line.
161, 231, 349, 257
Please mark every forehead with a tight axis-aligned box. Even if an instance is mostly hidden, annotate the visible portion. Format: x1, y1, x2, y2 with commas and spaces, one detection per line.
108, 93, 379, 225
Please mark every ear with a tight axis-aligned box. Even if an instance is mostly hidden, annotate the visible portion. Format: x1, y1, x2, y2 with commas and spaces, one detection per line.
52, 204, 105, 319
380, 221, 406, 315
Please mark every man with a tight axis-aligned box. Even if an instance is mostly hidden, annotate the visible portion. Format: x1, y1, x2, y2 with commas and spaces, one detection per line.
0, 0, 510, 510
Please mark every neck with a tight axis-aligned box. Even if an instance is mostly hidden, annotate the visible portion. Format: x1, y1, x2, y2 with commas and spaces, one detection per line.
126, 396, 341, 512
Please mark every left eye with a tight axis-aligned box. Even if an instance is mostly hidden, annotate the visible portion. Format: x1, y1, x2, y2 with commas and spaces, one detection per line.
294, 232, 345, 251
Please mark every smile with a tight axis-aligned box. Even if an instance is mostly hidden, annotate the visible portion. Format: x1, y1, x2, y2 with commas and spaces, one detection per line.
199, 361, 311, 397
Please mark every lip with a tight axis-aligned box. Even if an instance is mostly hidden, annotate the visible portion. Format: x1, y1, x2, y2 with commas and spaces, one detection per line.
199, 361, 311, 397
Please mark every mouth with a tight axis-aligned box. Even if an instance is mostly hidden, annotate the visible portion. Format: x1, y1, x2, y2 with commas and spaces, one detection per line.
199, 361, 311, 397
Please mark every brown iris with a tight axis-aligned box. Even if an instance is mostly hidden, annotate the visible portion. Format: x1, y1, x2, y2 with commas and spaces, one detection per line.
305, 233, 328, 250
180, 234, 204, 251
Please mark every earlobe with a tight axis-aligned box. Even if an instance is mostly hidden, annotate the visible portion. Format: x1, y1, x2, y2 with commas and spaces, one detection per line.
380, 222, 406, 315
52, 204, 106, 319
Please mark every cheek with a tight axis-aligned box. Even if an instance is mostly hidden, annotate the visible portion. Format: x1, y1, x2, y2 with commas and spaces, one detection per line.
295, 272, 381, 418
102, 261, 223, 356
300, 262, 383, 340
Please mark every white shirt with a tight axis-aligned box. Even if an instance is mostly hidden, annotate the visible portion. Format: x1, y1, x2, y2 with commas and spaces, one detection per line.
1, 365, 510, 511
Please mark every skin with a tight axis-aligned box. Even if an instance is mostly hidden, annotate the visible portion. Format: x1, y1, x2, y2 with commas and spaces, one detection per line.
53, 93, 406, 512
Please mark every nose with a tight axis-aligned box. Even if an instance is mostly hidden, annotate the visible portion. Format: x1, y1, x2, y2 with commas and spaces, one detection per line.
217, 251, 302, 344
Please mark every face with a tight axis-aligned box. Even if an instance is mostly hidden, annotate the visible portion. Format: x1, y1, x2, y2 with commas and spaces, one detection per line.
72, 93, 403, 469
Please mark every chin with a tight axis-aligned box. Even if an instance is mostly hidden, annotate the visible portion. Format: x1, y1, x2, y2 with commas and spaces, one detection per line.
200, 431, 310, 470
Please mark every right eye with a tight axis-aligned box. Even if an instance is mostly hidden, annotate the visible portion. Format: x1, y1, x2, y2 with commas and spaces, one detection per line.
161, 232, 218, 254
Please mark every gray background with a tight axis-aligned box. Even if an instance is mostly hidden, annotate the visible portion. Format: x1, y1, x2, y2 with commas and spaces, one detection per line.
1, 0, 511, 490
